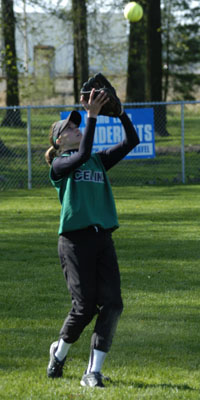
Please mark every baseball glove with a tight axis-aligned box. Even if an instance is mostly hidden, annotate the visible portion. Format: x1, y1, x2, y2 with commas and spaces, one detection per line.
80, 73, 123, 117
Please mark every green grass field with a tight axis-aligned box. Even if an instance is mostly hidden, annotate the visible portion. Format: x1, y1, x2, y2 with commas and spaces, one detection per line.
1, 185, 200, 399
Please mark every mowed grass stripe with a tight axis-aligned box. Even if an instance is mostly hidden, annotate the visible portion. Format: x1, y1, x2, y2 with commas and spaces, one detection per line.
1, 186, 200, 399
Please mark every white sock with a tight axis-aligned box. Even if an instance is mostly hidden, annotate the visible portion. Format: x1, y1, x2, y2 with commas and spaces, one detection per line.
87, 349, 107, 374
55, 338, 71, 361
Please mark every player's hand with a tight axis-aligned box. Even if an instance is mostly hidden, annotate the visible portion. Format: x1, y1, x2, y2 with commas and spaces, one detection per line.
80, 88, 109, 118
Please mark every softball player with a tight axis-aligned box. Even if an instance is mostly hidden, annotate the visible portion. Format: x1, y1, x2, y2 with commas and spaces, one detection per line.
45, 89, 140, 387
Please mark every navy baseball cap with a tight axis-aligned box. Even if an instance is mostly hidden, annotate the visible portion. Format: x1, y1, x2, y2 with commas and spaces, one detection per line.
52, 110, 81, 147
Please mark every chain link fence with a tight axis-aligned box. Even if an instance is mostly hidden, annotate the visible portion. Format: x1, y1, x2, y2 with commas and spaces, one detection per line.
0, 101, 200, 190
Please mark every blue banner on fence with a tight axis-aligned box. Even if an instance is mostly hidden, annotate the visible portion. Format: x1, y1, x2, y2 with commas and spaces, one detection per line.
61, 108, 155, 159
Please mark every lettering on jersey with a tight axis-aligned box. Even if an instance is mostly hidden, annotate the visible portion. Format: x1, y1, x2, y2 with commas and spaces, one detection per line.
74, 169, 104, 183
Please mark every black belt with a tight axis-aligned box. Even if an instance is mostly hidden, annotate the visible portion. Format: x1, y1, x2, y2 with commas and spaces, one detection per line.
79, 225, 102, 233
61, 225, 111, 237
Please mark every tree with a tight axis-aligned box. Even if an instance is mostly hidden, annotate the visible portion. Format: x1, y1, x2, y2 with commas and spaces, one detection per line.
126, 1, 147, 102
1, 0, 25, 126
162, 0, 173, 101
147, 0, 169, 136
146, 0, 162, 102
125, 0, 168, 135
162, 0, 200, 101
72, 0, 89, 103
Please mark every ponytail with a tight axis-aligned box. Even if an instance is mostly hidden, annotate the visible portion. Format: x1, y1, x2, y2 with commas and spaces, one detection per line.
45, 122, 59, 166
45, 146, 57, 166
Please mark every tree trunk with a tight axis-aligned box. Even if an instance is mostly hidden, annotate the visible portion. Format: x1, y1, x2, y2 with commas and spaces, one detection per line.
146, 0, 162, 101
1, 0, 25, 127
126, 17, 146, 102
162, 1, 171, 102
72, 0, 89, 103
0, 138, 13, 156
147, 0, 169, 136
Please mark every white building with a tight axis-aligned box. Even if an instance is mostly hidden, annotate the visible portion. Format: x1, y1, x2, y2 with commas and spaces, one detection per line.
0, 10, 128, 105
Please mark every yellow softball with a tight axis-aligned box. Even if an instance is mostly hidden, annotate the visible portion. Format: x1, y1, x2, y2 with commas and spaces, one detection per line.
124, 2, 143, 22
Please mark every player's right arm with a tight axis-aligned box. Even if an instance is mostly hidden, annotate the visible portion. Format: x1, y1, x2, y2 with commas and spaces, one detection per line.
51, 117, 96, 180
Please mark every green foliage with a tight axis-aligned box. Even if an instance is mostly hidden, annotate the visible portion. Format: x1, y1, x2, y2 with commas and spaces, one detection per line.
172, 74, 200, 101
162, 0, 200, 100
1, 185, 200, 398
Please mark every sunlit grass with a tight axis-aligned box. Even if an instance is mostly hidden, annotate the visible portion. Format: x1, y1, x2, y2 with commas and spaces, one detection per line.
1, 186, 200, 399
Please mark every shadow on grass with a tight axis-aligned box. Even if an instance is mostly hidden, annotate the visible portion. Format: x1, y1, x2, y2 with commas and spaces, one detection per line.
113, 380, 198, 392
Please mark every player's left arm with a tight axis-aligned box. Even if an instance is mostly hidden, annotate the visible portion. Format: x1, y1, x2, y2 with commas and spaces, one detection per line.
98, 111, 140, 171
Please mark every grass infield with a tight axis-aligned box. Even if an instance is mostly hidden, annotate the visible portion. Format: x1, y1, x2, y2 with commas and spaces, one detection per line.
1, 185, 200, 399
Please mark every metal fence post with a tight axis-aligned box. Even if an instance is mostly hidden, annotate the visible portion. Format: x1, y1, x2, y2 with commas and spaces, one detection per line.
27, 107, 32, 189
181, 102, 185, 184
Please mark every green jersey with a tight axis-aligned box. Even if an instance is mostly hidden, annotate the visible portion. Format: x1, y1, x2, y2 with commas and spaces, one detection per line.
50, 153, 119, 234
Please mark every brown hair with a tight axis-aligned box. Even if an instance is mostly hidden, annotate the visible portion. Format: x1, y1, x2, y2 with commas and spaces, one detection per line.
44, 122, 59, 166
45, 146, 58, 166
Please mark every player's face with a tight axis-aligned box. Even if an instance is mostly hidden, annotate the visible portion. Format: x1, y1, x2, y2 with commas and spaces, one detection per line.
59, 121, 82, 148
